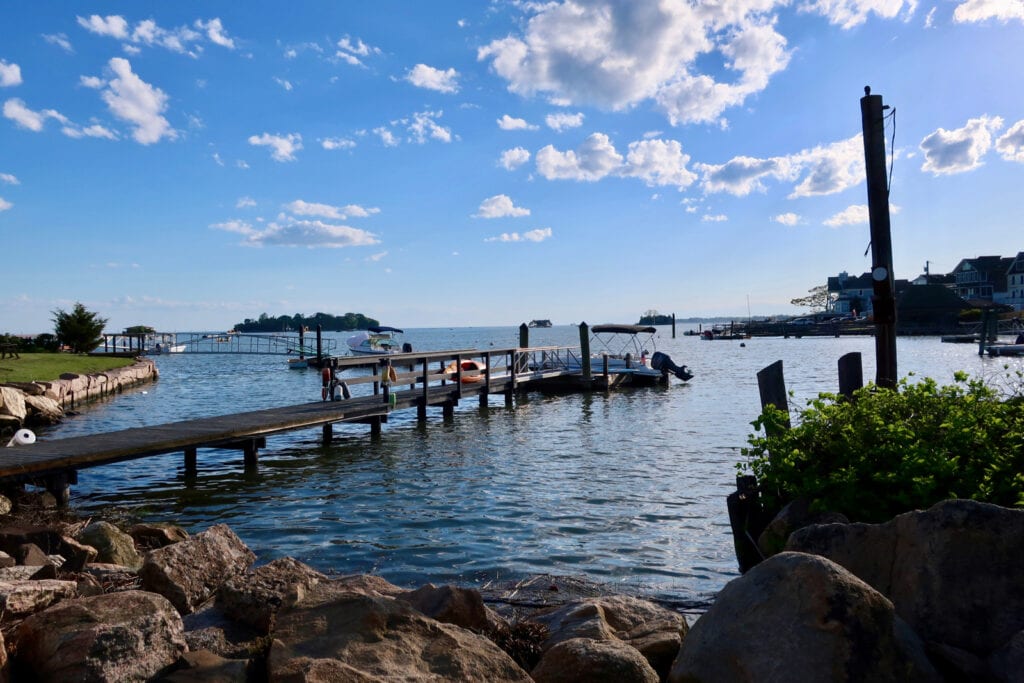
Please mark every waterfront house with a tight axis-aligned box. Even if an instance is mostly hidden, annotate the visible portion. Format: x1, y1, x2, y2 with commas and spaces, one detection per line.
1004, 252, 1024, 311
827, 271, 910, 316
896, 284, 971, 333
952, 255, 1014, 304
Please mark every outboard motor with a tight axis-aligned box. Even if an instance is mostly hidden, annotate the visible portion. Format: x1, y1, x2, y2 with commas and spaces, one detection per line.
402, 342, 413, 353
650, 351, 694, 381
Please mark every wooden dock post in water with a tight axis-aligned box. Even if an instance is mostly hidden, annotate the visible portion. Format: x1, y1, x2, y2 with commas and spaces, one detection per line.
672, 313, 676, 339
860, 86, 898, 388
838, 352, 864, 398
756, 360, 790, 430
579, 322, 592, 381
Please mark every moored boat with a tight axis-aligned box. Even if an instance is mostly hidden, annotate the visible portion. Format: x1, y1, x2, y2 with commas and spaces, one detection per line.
568, 324, 693, 386
346, 326, 406, 355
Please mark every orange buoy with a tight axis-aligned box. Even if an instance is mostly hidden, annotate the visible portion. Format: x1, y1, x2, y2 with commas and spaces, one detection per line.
321, 367, 331, 400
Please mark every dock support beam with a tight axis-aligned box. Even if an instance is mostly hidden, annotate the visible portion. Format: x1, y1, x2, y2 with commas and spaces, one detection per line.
442, 402, 454, 420
323, 423, 333, 444
370, 416, 382, 437
184, 447, 197, 477
44, 471, 75, 508
579, 322, 592, 381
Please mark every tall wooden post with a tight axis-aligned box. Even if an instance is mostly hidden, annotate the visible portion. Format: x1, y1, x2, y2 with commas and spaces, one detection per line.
519, 323, 528, 348
579, 322, 592, 381
315, 324, 323, 365
861, 86, 898, 388
672, 313, 676, 339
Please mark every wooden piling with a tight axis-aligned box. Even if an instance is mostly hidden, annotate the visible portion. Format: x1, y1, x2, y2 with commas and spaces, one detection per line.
838, 352, 863, 398
756, 360, 790, 431
579, 322, 592, 381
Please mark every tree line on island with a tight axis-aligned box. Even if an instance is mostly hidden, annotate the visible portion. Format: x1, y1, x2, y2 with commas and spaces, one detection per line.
233, 312, 380, 333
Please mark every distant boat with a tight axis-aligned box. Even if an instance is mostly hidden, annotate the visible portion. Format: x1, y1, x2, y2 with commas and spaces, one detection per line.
346, 326, 406, 355
528, 319, 553, 328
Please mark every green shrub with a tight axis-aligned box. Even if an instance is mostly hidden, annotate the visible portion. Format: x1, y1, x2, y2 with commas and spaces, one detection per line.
741, 371, 1024, 523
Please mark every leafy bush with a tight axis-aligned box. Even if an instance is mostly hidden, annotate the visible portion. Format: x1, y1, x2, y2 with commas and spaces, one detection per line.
741, 371, 1024, 523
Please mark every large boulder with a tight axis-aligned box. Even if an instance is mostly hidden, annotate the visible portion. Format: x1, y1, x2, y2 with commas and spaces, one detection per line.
22, 394, 63, 427
396, 582, 497, 632
128, 522, 189, 551
787, 499, 1024, 656
139, 524, 255, 614
267, 582, 532, 682
529, 595, 686, 679
668, 552, 939, 683
217, 556, 326, 634
0, 579, 78, 619
531, 637, 659, 683
76, 521, 142, 569
13, 590, 185, 682
0, 387, 26, 423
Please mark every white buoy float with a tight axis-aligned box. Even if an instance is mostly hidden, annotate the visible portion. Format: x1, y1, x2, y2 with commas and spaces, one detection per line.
5, 428, 36, 447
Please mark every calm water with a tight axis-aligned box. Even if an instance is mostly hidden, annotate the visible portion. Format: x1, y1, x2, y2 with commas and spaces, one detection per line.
38, 326, 1022, 607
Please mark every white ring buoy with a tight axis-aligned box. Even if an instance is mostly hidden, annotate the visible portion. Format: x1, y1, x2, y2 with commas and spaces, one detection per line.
5, 428, 36, 447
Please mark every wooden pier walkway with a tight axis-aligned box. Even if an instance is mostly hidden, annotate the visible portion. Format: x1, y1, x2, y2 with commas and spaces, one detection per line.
0, 345, 601, 504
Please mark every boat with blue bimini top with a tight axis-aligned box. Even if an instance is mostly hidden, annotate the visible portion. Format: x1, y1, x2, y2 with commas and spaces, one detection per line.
566, 324, 694, 386
346, 326, 408, 355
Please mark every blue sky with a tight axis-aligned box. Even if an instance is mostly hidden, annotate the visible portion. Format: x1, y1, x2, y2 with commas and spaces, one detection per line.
1, 1, 1022, 334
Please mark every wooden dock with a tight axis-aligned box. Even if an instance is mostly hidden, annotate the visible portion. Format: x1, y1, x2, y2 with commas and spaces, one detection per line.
0, 345, 613, 504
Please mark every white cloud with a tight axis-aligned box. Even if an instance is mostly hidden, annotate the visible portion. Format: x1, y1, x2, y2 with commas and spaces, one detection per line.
374, 126, 399, 147
953, 0, 1024, 22
61, 123, 118, 140
0, 173, 18, 185
80, 75, 104, 89
800, 0, 917, 29
474, 194, 531, 218
78, 14, 236, 56
546, 112, 584, 132
919, 115, 1003, 175
43, 33, 74, 53
622, 139, 697, 188
274, 78, 293, 91
500, 147, 531, 170
212, 152, 224, 166
210, 219, 255, 235
405, 64, 460, 93
478, 1, 792, 127
497, 114, 538, 131
337, 36, 380, 66
2, 98, 67, 132
366, 251, 388, 262
701, 214, 728, 222
772, 212, 801, 225
824, 204, 869, 226
248, 132, 303, 161
485, 227, 553, 243
284, 199, 380, 221
0, 60, 22, 87
0, 197, 11, 212
96, 58, 175, 144
246, 219, 379, 249
195, 18, 235, 49
996, 119, 1024, 162
77, 14, 129, 39
407, 110, 452, 144
236, 160, 249, 169
236, 196, 256, 208
695, 135, 863, 198
536, 133, 624, 182
321, 137, 356, 150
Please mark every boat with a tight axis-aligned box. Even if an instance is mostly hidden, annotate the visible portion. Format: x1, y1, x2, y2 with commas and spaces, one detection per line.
529, 319, 553, 328
346, 326, 406, 355
287, 357, 309, 369
445, 359, 485, 383
569, 324, 693, 386
142, 333, 186, 355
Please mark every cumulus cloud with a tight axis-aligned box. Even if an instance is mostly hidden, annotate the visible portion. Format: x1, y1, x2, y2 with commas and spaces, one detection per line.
546, 112, 584, 132
406, 64, 459, 93
800, 0, 917, 29
996, 119, 1024, 161
2, 98, 68, 131
77, 14, 236, 56
210, 219, 254, 235
772, 212, 801, 225
0, 60, 22, 87
695, 135, 864, 198
474, 194, 531, 218
321, 137, 356, 150
43, 33, 74, 53
248, 132, 303, 161
407, 110, 452, 144
212, 215, 379, 248
236, 196, 256, 208
536, 133, 696, 188
485, 227, 552, 243
702, 214, 728, 222
374, 126, 399, 147
478, 1, 793, 127
953, 0, 1024, 22
500, 147, 531, 170
61, 123, 118, 140
919, 115, 1003, 175
824, 204, 869, 226
284, 199, 380, 220
337, 36, 380, 65
0, 197, 12, 211
498, 114, 538, 130
80, 75, 104, 89
274, 78, 293, 91
99, 58, 176, 144
0, 173, 19, 184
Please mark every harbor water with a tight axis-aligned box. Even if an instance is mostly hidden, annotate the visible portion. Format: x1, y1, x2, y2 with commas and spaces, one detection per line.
38, 326, 1023, 608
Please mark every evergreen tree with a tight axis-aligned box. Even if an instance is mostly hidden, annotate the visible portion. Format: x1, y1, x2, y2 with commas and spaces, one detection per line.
52, 302, 108, 353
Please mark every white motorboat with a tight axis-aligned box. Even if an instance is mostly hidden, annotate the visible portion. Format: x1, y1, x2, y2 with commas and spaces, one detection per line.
346, 326, 406, 355
567, 324, 693, 385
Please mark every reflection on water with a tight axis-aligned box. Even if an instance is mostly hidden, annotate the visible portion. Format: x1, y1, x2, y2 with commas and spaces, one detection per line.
42, 327, 1021, 605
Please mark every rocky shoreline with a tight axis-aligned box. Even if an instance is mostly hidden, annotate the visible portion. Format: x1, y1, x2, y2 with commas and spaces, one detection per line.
0, 495, 1019, 681
0, 358, 159, 435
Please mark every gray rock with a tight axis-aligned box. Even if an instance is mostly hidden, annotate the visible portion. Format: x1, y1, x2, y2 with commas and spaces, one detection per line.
160, 650, 248, 683
76, 521, 142, 569
668, 552, 940, 683
532, 637, 659, 683
787, 499, 1024, 656
0, 578, 78, 619
13, 589, 186, 682
397, 582, 495, 632
139, 524, 255, 614
217, 556, 326, 634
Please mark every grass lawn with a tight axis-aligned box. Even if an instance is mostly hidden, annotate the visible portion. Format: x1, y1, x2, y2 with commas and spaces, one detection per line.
0, 353, 137, 384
